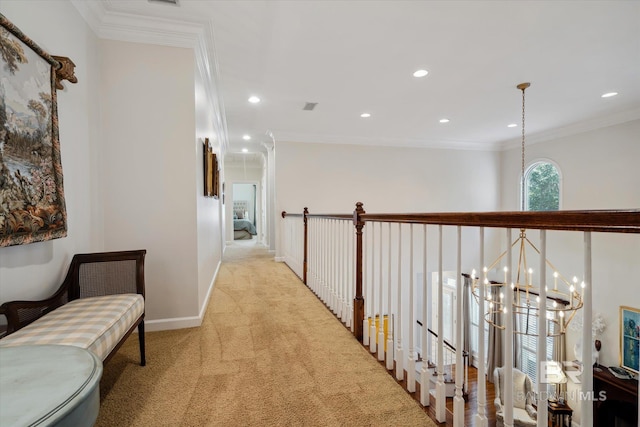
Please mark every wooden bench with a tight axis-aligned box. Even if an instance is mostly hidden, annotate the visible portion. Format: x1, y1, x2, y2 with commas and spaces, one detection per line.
0, 250, 146, 366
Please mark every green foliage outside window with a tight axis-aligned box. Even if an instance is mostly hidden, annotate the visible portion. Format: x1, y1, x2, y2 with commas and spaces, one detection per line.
526, 162, 560, 211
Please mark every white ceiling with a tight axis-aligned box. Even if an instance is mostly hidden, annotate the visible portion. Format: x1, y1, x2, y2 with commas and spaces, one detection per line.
86, 0, 640, 154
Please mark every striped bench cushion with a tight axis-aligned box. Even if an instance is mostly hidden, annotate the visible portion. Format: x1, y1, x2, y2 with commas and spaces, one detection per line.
0, 294, 143, 361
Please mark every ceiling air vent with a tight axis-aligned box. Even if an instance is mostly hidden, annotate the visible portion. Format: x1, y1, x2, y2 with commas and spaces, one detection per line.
303, 102, 318, 111
148, 0, 180, 6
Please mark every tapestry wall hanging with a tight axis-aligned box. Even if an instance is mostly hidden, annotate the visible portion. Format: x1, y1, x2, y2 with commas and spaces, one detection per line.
0, 14, 76, 247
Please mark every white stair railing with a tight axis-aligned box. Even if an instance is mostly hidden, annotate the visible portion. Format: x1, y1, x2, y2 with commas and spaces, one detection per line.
280, 206, 639, 427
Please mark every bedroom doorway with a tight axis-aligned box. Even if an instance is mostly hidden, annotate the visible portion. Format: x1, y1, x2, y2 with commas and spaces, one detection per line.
232, 183, 258, 243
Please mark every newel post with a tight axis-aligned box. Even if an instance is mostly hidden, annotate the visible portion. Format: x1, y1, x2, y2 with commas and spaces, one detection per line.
303, 207, 309, 285
353, 202, 366, 340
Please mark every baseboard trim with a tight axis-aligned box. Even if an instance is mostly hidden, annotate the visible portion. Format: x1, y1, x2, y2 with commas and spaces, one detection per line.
145, 258, 221, 332
275, 256, 285, 262
146, 316, 202, 332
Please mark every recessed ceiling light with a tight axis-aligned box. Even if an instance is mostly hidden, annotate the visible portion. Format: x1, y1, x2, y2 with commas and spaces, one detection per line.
242, 135, 251, 140
360, 113, 371, 118
507, 123, 518, 128
439, 118, 450, 123
601, 92, 618, 98
413, 69, 429, 78
242, 148, 249, 153
248, 96, 261, 103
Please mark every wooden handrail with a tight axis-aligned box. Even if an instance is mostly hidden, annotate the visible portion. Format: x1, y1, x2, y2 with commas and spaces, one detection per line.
287, 209, 640, 232
361, 210, 640, 233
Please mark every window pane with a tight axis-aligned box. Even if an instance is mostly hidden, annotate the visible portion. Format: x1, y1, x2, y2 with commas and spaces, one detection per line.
526, 162, 560, 211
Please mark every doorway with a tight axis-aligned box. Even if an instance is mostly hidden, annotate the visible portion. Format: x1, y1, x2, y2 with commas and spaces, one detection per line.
232, 183, 258, 243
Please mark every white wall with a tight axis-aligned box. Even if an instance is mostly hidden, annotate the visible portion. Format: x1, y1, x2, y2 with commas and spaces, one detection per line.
100, 39, 200, 326
275, 141, 502, 257
1, 1, 226, 332
501, 119, 640, 425
0, 1, 102, 303
195, 56, 224, 319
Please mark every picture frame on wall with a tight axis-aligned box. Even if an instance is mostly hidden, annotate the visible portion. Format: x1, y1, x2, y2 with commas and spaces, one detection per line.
620, 305, 640, 373
213, 153, 219, 200
0, 14, 77, 247
203, 138, 214, 197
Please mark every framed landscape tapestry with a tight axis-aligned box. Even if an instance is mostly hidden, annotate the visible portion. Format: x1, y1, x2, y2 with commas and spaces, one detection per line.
621, 306, 640, 373
0, 14, 76, 247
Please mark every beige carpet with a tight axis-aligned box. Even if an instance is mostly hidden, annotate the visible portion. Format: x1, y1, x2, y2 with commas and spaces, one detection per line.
96, 243, 436, 426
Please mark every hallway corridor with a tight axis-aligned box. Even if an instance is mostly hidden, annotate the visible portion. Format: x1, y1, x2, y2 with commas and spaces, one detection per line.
96, 244, 436, 426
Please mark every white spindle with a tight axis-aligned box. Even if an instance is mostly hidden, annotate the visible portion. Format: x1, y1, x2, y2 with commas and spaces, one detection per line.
363, 224, 369, 345
454, 226, 464, 426
378, 222, 385, 361
504, 228, 514, 427
316, 219, 320, 296
420, 224, 430, 406
347, 219, 356, 332
370, 222, 377, 353
343, 220, 349, 322
581, 232, 593, 427
436, 225, 446, 422
313, 219, 318, 293
319, 219, 323, 297
323, 218, 328, 301
476, 227, 488, 426
386, 222, 394, 370
396, 223, 404, 381
537, 230, 548, 427
407, 224, 416, 392
340, 220, 346, 322
331, 219, 340, 315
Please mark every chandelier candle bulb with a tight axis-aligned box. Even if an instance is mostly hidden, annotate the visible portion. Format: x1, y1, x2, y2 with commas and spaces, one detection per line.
554, 271, 559, 291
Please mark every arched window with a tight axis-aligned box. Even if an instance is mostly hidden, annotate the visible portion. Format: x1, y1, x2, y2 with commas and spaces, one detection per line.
523, 161, 561, 211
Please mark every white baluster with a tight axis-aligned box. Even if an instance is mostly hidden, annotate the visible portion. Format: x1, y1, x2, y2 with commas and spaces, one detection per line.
435, 225, 446, 423
370, 221, 377, 353
348, 220, 354, 332
338, 220, 343, 321
363, 225, 369, 345
476, 227, 488, 427
341, 220, 347, 322
396, 223, 404, 381
332, 219, 337, 314
537, 230, 548, 427
386, 222, 394, 370
504, 228, 514, 427
581, 232, 593, 427
420, 224, 430, 406
454, 226, 464, 426
378, 222, 385, 361
407, 223, 416, 392
323, 218, 328, 301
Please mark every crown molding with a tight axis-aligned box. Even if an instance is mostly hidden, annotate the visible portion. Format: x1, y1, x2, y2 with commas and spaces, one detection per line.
497, 107, 640, 151
271, 131, 500, 152
70, 0, 228, 152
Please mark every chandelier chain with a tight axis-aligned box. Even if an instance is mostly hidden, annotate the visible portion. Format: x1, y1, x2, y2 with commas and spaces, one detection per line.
521, 85, 526, 211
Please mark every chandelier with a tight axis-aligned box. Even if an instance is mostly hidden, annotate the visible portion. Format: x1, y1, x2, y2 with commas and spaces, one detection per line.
470, 82, 583, 337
